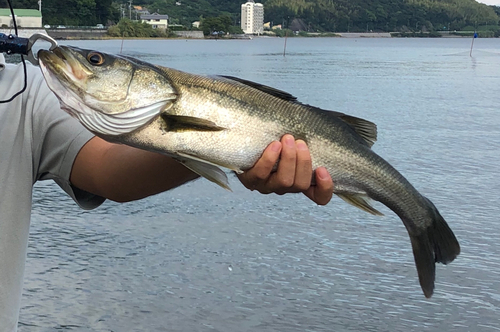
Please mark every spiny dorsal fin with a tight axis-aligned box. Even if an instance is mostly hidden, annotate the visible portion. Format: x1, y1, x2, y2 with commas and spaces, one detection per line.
218, 75, 298, 102
336, 193, 384, 216
161, 114, 226, 132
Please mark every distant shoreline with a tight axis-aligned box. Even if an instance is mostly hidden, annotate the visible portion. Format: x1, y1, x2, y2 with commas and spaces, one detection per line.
1, 28, 493, 41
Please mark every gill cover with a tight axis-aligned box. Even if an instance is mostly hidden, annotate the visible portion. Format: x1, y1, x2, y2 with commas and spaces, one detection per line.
39, 46, 177, 136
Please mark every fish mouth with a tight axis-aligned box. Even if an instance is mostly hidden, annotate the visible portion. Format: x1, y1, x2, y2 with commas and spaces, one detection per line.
52, 47, 91, 81
39, 47, 89, 119
39, 46, 93, 90
38, 46, 94, 112
38, 46, 170, 136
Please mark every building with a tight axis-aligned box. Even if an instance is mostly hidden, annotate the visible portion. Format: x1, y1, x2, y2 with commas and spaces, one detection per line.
141, 12, 168, 31
241, 0, 263, 34
0, 8, 42, 28
133, 6, 150, 17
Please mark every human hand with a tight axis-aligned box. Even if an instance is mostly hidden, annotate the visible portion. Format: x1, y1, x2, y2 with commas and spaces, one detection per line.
237, 134, 334, 205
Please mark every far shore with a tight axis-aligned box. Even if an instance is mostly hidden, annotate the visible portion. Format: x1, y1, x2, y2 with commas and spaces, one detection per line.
1, 28, 492, 41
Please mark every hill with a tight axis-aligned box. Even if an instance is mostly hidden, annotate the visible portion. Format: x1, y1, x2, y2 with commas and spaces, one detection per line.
264, 0, 499, 32
1, 0, 498, 33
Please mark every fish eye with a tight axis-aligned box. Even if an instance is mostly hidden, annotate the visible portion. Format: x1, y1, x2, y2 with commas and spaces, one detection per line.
87, 52, 105, 66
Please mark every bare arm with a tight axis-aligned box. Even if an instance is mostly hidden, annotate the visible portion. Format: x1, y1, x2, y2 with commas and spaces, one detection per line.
70, 137, 199, 202
71, 135, 334, 204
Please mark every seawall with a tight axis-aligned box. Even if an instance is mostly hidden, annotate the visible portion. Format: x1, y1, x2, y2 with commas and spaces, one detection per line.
338, 32, 392, 38
0, 28, 46, 38
1, 28, 107, 39
173, 31, 204, 39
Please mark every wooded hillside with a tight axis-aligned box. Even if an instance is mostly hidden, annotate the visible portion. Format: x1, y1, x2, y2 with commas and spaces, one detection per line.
2, 0, 498, 33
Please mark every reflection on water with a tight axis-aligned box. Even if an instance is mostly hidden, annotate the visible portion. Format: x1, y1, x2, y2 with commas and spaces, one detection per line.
21, 38, 500, 331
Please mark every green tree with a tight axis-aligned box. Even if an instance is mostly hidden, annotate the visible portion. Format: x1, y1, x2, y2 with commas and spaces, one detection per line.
108, 18, 166, 37
3, 0, 499, 34
200, 14, 235, 35
95, 0, 114, 24
42, 0, 97, 26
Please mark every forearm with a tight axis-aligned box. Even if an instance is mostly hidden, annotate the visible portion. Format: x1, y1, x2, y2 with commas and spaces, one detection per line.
71, 135, 333, 206
98, 145, 199, 202
71, 137, 199, 202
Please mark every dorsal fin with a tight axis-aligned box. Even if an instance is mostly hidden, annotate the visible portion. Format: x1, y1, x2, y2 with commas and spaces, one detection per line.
218, 75, 377, 147
338, 114, 378, 148
309, 106, 378, 148
217, 75, 298, 102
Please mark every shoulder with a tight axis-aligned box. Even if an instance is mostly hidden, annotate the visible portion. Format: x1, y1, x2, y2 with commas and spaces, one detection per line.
0, 60, 47, 101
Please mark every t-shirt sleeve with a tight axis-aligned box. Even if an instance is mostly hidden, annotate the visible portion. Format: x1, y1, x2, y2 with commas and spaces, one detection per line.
28, 65, 105, 210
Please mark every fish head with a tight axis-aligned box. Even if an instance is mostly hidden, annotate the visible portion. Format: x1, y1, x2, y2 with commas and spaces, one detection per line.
38, 46, 177, 136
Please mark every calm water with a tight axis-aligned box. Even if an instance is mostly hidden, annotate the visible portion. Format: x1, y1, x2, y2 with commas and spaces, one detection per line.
20, 38, 500, 331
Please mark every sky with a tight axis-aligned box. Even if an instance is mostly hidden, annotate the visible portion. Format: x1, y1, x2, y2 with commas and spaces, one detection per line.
476, 0, 500, 5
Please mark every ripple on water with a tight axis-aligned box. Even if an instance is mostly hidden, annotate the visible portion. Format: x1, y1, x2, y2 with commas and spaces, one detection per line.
20, 38, 500, 332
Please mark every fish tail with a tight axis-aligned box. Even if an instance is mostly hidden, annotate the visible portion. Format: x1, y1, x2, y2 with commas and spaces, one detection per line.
409, 197, 460, 298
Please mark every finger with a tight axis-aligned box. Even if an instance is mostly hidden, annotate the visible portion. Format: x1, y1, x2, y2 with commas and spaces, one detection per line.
304, 167, 334, 205
268, 134, 297, 191
293, 140, 313, 191
237, 140, 281, 190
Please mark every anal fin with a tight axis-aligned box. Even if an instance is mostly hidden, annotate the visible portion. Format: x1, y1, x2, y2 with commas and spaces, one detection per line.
336, 193, 384, 216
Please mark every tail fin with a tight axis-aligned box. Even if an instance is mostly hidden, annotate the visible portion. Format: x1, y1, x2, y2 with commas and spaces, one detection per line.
409, 198, 460, 298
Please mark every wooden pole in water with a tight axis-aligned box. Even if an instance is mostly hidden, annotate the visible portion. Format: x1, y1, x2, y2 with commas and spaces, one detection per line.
470, 32, 477, 57
283, 30, 288, 57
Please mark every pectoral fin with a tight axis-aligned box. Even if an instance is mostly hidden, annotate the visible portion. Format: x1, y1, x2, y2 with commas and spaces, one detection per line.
161, 114, 226, 132
336, 193, 384, 216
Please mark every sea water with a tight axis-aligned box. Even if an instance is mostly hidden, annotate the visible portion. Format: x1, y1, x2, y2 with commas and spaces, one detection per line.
20, 37, 500, 331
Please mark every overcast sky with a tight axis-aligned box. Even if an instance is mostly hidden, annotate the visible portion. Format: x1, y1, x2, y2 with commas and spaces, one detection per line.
476, 0, 500, 5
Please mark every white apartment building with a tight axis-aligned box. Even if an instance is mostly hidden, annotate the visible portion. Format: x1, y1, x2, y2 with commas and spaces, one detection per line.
241, 0, 263, 34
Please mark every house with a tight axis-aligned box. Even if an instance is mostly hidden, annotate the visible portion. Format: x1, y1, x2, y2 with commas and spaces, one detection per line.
0, 8, 42, 28
141, 12, 168, 31
133, 5, 150, 17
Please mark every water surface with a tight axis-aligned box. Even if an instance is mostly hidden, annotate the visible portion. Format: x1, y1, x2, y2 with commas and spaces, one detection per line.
20, 37, 500, 331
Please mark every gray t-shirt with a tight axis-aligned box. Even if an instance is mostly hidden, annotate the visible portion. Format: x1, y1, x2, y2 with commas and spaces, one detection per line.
0, 54, 105, 331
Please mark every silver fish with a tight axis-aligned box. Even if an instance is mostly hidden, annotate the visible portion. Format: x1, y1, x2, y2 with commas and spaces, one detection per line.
38, 46, 460, 298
